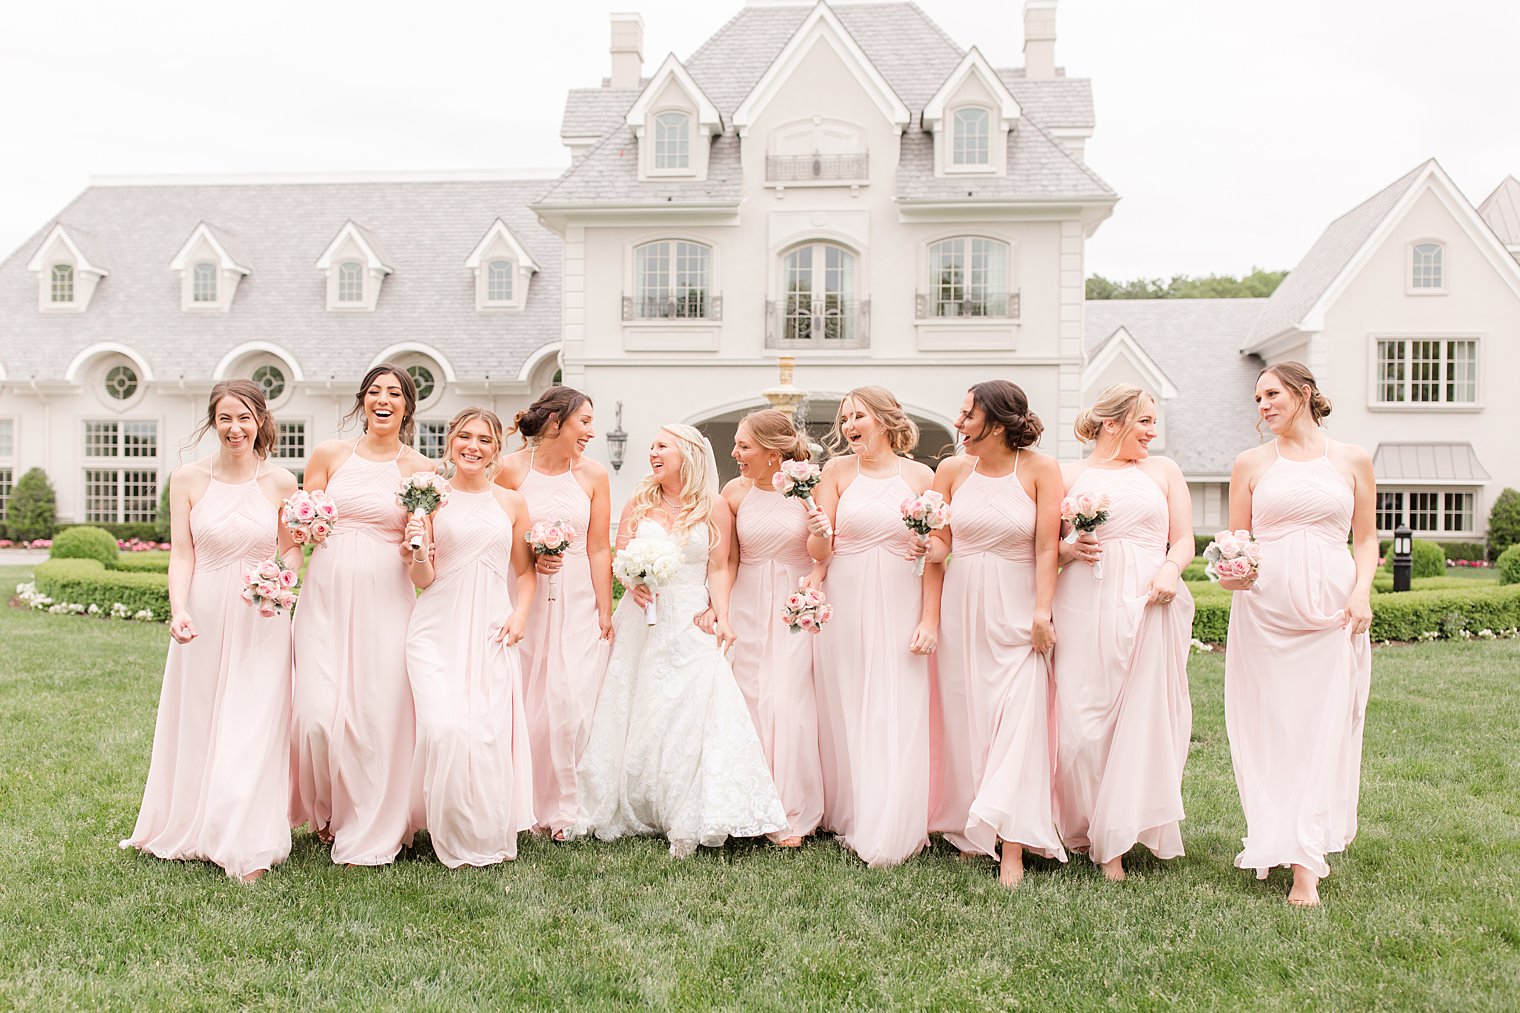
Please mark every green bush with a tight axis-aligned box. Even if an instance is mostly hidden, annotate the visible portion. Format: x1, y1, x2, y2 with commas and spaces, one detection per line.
49, 526, 120, 567
33, 558, 169, 618
6, 468, 57, 542
1182, 561, 1210, 582
1489, 488, 1520, 561
1187, 581, 1232, 643
1374, 575, 1496, 593
1383, 538, 1445, 579
155, 477, 173, 543
1439, 541, 1488, 563
110, 553, 171, 573
1498, 545, 1520, 586
1369, 584, 1520, 641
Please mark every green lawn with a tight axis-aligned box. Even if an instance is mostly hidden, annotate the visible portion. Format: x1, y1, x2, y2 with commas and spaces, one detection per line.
2, 564, 1519, 1009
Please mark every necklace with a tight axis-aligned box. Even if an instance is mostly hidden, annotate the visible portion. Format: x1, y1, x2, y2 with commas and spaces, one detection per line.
661, 492, 682, 515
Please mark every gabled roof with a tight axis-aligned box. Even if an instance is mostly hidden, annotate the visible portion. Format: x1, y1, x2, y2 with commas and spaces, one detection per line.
315, 220, 393, 274
625, 54, 722, 137
923, 47, 1021, 127
167, 221, 250, 274
464, 218, 541, 273
1085, 325, 1179, 400
733, 2, 910, 137
25, 222, 110, 275
560, 86, 644, 144
1478, 175, 1520, 250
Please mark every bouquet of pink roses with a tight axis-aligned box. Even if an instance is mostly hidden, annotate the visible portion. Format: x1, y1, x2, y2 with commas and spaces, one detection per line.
780, 583, 834, 635
241, 557, 299, 617
1203, 528, 1262, 592
900, 490, 951, 577
397, 473, 451, 550
281, 490, 338, 547
1061, 491, 1112, 579
526, 518, 576, 603
772, 459, 832, 538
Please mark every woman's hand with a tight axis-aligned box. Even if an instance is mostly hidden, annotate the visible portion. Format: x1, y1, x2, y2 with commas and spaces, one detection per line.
1059, 531, 1101, 567
629, 583, 654, 609
535, 553, 564, 575
169, 614, 197, 644
909, 620, 938, 656
598, 612, 614, 641
714, 619, 738, 654
494, 607, 528, 646
804, 505, 832, 539
1218, 571, 1258, 592
694, 606, 717, 635
1342, 591, 1372, 636
1146, 563, 1180, 606
904, 535, 930, 563
1031, 612, 1055, 654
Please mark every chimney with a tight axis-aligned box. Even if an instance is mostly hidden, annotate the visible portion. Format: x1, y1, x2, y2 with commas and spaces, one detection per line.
1023, 1, 1057, 80
610, 12, 644, 90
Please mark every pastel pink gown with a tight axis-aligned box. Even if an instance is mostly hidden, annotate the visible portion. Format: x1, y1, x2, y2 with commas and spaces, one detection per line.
120, 465, 292, 880
1051, 465, 1193, 866
1226, 443, 1372, 880
517, 453, 611, 834
932, 459, 1066, 861
816, 459, 930, 867
728, 484, 825, 842
291, 449, 417, 865
406, 490, 535, 867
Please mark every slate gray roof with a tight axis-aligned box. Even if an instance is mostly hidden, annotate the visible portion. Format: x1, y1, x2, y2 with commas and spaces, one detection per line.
535, 129, 743, 206
896, 116, 1113, 202
1246, 160, 1429, 348
199, 221, 248, 268
997, 69, 1096, 130
1478, 175, 1520, 247
1372, 442, 1491, 483
1084, 298, 1269, 476
560, 86, 643, 141
51, 223, 111, 272
0, 178, 561, 382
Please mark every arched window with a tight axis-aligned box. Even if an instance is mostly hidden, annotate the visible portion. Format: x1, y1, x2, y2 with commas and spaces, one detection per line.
337, 261, 364, 303
406, 363, 436, 402
633, 240, 711, 318
104, 364, 138, 401
952, 107, 991, 166
50, 264, 75, 303
486, 260, 514, 302
782, 242, 857, 344
252, 363, 286, 401
654, 112, 691, 170
1412, 242, 1443, 289
928, 237, 1011, 317
192, 263, 218, 302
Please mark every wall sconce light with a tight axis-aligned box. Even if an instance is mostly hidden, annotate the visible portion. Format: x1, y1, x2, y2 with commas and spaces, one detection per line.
606, 401, 628, 472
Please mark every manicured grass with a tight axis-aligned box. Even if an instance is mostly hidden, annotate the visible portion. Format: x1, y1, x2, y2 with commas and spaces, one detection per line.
2, 564, 1518, 1008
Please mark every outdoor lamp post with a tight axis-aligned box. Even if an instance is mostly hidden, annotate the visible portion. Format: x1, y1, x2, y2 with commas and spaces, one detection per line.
1392, 522, 1413, 592
606, 401, 628, 473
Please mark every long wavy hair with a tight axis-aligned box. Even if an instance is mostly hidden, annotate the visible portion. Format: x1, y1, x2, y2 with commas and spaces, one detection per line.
825, 385, 919, 457
626, 423, 719, 547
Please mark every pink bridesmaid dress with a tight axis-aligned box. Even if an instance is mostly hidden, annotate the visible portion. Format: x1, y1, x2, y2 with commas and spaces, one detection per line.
816, 458, 930, 867
406, 490, 534, 867
121, 463, 292, 879
728, 484, 825, 842
1226, 442, 1372, 880
291, 449, 417, 865
1051, 465, 1193, 866
932, 457, 1065, 862
517, 451, 610, 834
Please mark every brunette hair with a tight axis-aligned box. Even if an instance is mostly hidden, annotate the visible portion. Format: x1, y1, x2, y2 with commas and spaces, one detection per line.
967, 380, 1044, 451
440, 407, 506, 479
341, 364, 418, 444
187, 379, 277, 458
738, 408, 811, 463
827, 385, 919, 456
1073, 384, 1154, 455
1258, 360, 1332, 427
509, 385, 592, 446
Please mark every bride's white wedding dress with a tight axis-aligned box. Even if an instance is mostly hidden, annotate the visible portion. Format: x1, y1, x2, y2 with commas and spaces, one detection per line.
571, 519, 787, 856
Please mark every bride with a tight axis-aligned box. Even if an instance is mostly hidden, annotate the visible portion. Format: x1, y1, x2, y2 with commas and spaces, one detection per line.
571, 424, 787, 856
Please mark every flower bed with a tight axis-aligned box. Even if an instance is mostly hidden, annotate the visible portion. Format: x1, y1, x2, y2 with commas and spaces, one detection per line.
29, 558, 168, 621
0, 539, 53, 550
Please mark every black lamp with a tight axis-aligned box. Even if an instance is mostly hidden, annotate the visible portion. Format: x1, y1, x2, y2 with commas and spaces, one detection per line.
1392, 522, 1412, 592
606, 401, 628, 473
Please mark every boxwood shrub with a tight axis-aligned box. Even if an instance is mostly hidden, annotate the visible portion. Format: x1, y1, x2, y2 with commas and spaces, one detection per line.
110, 553, 171, 574
1381, 538, 1445, 579
49, 526, 120, 567
1498, 545, 1520, 586
33, 558, 169, 618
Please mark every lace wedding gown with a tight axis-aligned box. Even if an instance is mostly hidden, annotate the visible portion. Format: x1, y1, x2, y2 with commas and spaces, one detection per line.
571, 519, 787, 856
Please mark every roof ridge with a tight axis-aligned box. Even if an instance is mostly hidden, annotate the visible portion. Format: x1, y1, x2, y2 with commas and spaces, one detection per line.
1018, 115, 1114, 196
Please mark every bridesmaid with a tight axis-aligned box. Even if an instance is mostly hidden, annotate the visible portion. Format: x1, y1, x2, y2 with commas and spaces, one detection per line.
121, 380, 299, 881
1223, 362, 1375, 907
719, 408, 830, 847
812, 386, 938, 868
927, 381, 1066, 888
293, 364, 435, 866
1052, 383, 1195, 881
405, 408, 538, 868
494, 386, 613, 840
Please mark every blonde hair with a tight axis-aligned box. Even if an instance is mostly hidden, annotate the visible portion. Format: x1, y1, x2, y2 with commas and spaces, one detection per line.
628, 423, 720, 547
1073, 384, 1154, 458
827, 386, 919, 457
1257, 361, 1332, 432
738, 408, 811, 463
441, 407, 505, 479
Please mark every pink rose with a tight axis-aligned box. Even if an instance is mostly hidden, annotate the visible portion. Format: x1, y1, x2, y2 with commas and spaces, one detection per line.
786, 592, 804, 609
1233, 529, 1252, 543
240, 587, 255, 603
1215, 533, 1241, 558
1225, 557, 1253, 579
1075, 493, 1096, 517
294, 500, 316, 522
312, 522, 330, 540
292, 528, 309, 544
319, 500, 337, 519
258, 605, 276, 618
772, 472, 789, 492
278, 591, 297, 609
258, 560, 280, 581
818, 604, 834, 623
1243, 541, 1263, 564
797, 614, 817, 631
804, 589, 824, 606
278, 569, 297, 589
256, 582, 276, 598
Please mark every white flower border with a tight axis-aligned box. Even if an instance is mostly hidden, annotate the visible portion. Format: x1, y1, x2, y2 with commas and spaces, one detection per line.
13, 581, 160, 623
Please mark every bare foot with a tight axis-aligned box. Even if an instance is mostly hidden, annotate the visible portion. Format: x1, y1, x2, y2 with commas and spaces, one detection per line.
315, 823, 334, 845
777, 836, 803, 848
241, 869, 266, 884
552, 829, 567, 842
1288, 864, 1321, 907
1100, 856, 1125, 882
999, 845, 1025, 889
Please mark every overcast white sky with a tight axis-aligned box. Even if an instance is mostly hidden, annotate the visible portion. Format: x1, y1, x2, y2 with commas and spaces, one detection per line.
1, 0, 1514, 279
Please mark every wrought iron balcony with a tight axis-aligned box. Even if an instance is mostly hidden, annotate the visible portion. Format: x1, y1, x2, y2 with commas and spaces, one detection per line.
765, 152, 869, 183
622, 292, 722, 322
914, 290, 1020, 320
765, 298, 870, 349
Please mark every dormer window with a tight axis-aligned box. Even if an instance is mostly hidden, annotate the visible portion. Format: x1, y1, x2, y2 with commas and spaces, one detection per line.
1411, 242, 1444, 292
51, 264, 74, 304
952, 108, 991, 166
465, 218, 539, 311
654, 112, 691, 170
192, 263, 218, 303
28, 223, 108, 312
168, 223, 248, 312
338, 262, 364, 303
625, 54, 722, 181
487, 260, 514, 302
923, 48, 1020, 178
316, 221, 392, 312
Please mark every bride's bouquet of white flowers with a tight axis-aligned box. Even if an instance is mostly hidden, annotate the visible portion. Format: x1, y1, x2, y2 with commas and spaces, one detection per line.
614, 538, 682, 626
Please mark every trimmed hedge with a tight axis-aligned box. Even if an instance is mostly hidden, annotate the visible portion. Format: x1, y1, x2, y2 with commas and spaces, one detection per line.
1499, 545, 1520, 586
1381, 538, 1445, 579
1488, 488, 1520, 560
110, 553, 171, 574
33, 558, 169, 618
50, 526, 121, 567
1438, 541, 1488, 563
55, 521, 162, 542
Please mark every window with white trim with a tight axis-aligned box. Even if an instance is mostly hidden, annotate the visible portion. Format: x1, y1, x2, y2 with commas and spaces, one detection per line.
653, 112, 691, 170
1411, 242, 1443, 290
192, 263, 218, 303
104, 365, 139, 402
83, 420, 159, 524
252, 364, 286, 401
927, 237, 1011, 317
486, 260, 514, 302
1376, 489, 1476, 535
51, 264, 74, 303
0, 418, 13, 459
0, 420, 12, 525
633, 240, 711, 319
952, 107, 991, 166
0, 468, 12, 524
1375, 338, 1476, 405
782, 242, 858, 345
337, 262, 364, 303
275, 421, 305, 460
406, 364, 436, 402
415, 421, 447, 461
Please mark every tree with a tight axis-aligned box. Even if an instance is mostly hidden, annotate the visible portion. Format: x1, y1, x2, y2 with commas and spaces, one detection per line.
155, 475, 173, 543
1487, 488, 1520, 560
7, 468, 57, 542
1087, 267, 1288, 300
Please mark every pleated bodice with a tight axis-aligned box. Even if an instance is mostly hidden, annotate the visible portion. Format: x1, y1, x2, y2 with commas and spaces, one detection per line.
190, 477, 278, 573
519, 458, 591, 558
737, 486, 812, 567
834, 468, 915, 558
432, 490, 514, 585
1066, 465, 1168, 555
326, 451, 406, 543
1252, 450, 1353, 548
950, 468, 1035, 563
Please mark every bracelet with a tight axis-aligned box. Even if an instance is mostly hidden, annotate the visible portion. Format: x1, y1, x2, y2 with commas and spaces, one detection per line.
1159, 559, 1180, 575
411, 550, 428, 565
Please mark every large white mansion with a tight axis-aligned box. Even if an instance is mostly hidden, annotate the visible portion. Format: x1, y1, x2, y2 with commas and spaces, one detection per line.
2, 0, 1516, 541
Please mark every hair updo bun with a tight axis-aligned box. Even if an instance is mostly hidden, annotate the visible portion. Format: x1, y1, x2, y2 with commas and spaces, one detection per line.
968, 380, 1044, 451
739, 408, 812, 463
1073, 384, 1151, 445
1259, 361, 1332, 424
508, 385, 592, 445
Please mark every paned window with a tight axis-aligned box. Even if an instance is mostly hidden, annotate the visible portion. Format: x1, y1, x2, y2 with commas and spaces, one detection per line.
415, 421, 447, 461
84, 469, 158, 524
1412, 243, 1443, 289
1444, 492, 1474, 534
252, 364, 286, 401
653, 112, 691, 170
928, 237, 1011, 317
51, 264, 74, 303
1407, 491, 1440, 532
338, 261, 364, 303
192, 262, 218, 302
1376, 488, 1477, 535
275, 422, 305, 460
407, 364, 436, 402
633, 240, 710, 319
1375, 338, 1476, 404
486, 260, 513, 302
1375, 491, 1403, 533
104, 364, 138, 401
0, 469, 12, 521
0, 418, 12, 458
782, 242, 857, 344
84, 421, 158, 458
952, 107, 991, 166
